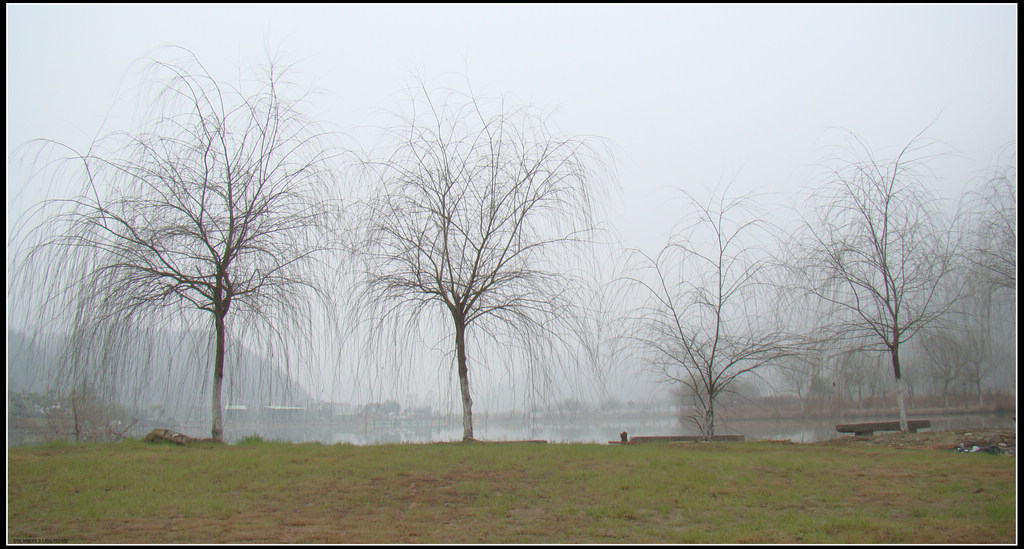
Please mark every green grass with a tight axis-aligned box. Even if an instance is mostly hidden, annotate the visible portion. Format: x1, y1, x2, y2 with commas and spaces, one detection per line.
7, 439, 1016, 543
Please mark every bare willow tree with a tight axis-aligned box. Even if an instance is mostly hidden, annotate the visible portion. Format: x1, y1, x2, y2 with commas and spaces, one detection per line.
960, 146, 1016, 295
920, 320, 992, 407
796, 129, 959, 432
8, 48, 342, 442
624, 188, 801, 439
931, 145, 1018, 406
359, 82, 607, 441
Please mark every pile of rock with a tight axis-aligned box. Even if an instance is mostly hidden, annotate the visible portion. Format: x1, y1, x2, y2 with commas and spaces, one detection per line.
143, 428, 216, 445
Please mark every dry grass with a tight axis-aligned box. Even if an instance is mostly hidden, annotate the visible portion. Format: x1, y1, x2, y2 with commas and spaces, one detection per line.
7, 435, 1017, 544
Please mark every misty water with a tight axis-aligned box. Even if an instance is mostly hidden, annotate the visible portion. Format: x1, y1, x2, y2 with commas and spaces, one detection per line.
217, 411, 1016, 446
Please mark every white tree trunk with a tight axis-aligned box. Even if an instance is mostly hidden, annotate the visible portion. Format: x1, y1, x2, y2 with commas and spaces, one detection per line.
460, 372, 474, 441
455, 319, 474, 441
895, 376, 909, 432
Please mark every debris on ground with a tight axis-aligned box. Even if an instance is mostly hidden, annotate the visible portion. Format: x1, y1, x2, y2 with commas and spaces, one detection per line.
814, 428, 1015, 455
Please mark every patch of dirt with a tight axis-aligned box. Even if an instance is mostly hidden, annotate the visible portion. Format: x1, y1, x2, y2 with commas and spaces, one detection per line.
813, 428, 1015, 455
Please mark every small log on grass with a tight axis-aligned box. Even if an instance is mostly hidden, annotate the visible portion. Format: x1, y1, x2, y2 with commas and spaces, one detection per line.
630, 435, 745, 443
835, 420, 931, 436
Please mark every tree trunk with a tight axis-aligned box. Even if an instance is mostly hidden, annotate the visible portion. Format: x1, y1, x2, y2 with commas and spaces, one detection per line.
890, 346, 909, 432
72, 385, 81, 442
211, 310, 226, 442
894, 377, 909, 431
454, 318, 473, 441
703, 399, 715, 441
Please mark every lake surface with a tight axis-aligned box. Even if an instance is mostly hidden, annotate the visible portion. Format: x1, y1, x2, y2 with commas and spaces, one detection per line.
225, 411, 1016, 445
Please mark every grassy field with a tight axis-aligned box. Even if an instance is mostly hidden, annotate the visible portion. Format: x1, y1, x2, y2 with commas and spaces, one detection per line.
7, 437, 1016, 544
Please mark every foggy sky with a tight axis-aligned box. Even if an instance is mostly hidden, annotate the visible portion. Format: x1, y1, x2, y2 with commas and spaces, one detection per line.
5, 4, 1018, 410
